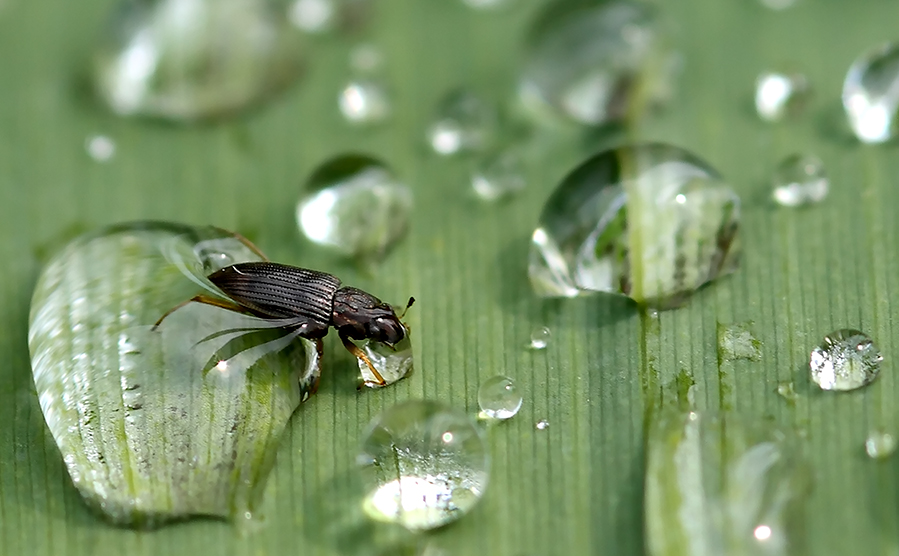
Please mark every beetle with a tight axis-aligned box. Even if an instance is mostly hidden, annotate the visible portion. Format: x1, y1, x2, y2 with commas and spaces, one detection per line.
153, 232, 413, 388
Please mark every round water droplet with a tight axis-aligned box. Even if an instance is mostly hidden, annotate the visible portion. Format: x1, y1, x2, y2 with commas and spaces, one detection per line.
86, 135, 116, 162
519, 0, 675, 126
528, 142, 740, 309
865, 431, 896, 459
358, 400, 489, 531
529, 326, 551, 350
810, 329, 882, 391
843, 42, 899, 144
288, 0, 335, 32
297, 154, 412, 259
535, 419, 549, 430
471, 147, 527, 202
427, 90, 497, 156
478, 376, 522, 420
754, 71, 809, 122
93, 0, 302, 121
771, 154, 828, 207
339, 80, 390, 124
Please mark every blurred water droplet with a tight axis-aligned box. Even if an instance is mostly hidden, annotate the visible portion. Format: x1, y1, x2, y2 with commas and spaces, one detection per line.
349, 43, 384, 73
776, 381, 797, 405
288, 0, 334, 32
759, 0, 797, 10
535, 419, 549, 430
471, 147, 527, 202
519, 0, 675, 126
843, 42, 899, 143
339, 80, 391, 124
865, 431, 896, 459
754, 71, 809, 122
93, 0, 302, 121
461, 0, 514, 10
810, 329, 882, 391
529, 326, 551, 350
478, 376, 522, 420
771, 154, 828, 207
356, 333, 413, 388
427, 90, 497, 156
358, 400, 489, 531
717, 322, 762, 362
528, 143, 740, 309
85, 135, 116, 162
297, 154, 412, 259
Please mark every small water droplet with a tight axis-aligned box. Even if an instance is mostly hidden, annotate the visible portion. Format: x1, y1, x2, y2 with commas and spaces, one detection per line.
843, 42, 899, 143
519, 1, 676, 126
339, 80, 391, 124
349, 43, 384, 73
93, 0, 302, 121
759, 0, 797, 11
865, 431, 896, 459
717, 321, 762, 362
529, 326, 551, 350
471, 147, 527, 202
528, 143, 740, 309
357, 400, 489, 531
296, 154, 412, 259
776, 381, 798, 404
754, 71, 809, 122
426, 90, 497, 156
771, 154, 828, 207
535, 419, 549, 430
477, 376, 522, 420
810, 329, 882, 391
85, 135, 116, 162
288, 0, 334, 32
357, 333, 414, 388
461, 0, 513, 9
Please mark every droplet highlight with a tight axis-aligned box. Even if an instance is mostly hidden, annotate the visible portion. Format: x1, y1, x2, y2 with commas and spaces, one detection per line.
771, 154, 828, 207
288, 0, 334, 33
809, 329, 882, 391
478, 376, 522, 420
865, 431, 896, 459
535, 419, 549, 430
357, 400, 489, 531
754, 71, 809, 122
843, 42, 899, 143
85, 135, 116, 162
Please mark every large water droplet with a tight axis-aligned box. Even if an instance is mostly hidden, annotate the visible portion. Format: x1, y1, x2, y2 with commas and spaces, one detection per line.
93, 0, 302, 121
771, 154, 828, 207
478, 376, 522, 420
356, 333, 414, 388
519, 0, 675, 126
296, 154, 412, 259
470, 147, 527, 202
528, 142, 740, 309
28, 222, 319, 526
810, 329, 882, 391
843, 42, 899, 144
865, 431, 896, 459
754, 71, 809, 122
357, 400, 489, 531
426, 90, 497, 156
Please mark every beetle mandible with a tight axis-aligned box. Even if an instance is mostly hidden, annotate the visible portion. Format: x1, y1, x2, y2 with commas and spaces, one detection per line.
154, 232, 413, 388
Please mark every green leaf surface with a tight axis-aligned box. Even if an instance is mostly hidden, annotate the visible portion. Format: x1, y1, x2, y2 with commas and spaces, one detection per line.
2, 0, 899, 554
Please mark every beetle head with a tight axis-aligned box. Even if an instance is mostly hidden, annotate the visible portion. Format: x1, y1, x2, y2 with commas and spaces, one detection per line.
333, 288, 411, 346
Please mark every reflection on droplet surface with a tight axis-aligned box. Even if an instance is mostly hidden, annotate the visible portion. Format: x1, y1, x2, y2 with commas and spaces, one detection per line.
529, 326, 551, 350
535, 419, 549, 430
93, 0, 302, 121
356, 333, 414, 388
288, 0, 334, 32
427, 90, 497, 156
86, 135, 116, 162
865, 431, 896, 459
297, 154, 412, 259
358, 400, 489, 531
339, 80, 390, 124
471, 148, 526, 202
519, 0, 675, 126
478, 376, 522, 420
754, 72, 808, 122
529, 143, 740, 309
771, 154, 828, 207
810, 329, 882, 391
717, 321, 762, 362
843, 42, 899, 143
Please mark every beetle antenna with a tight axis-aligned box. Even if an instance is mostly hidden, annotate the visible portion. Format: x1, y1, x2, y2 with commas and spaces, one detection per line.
399, 297, 415, 319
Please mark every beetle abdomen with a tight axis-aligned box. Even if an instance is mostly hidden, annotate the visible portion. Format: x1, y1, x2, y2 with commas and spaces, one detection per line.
209, 262, 341, 324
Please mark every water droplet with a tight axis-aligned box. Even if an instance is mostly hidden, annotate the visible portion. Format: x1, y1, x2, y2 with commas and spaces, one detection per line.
759, 0, 797, 10
865, 431, 896, 459
288, 0, 334, 32
754, 71, 809, 122
357, 400, 489, 531
85, 135, 116, 162
477, 376, 522, 420
771, 154, 828, 207
349, 43, 384, 73
519, 1, 676, 126
843, 42, 899, 143
717, 321, 762, 362
535, 419, 549, 430
93, 0, 302, 121
809, 329, 882, 391
427, 90, 497, 156
339, 80, 391, 124
461, 0, 513, 9
471, 147, 527, 202
776, 381, 798, 405
528, 143, 740, 309
296, 154, 412, 259
529, 326, 551, 350
357, 332, 414, 388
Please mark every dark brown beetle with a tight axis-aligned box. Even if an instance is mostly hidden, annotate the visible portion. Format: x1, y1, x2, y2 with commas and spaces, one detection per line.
154, 234, 413, 387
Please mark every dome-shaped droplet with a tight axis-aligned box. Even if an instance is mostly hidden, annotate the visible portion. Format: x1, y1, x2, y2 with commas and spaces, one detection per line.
843, 42, 899, 144
865, 431, 896, 459
93, 0, 303, 121
296, 154, 412, 259
470, 147, 527, 202
518, 0, 675, 126
356, 332, 414, 388
528, 142, 740, 309
771, 154, 828, 207
478, 376, 523, 420
426, 90, 498, 156
357, 400, 489, 531
754, 71, 809, 122
810, 329, 882, 391
529, 326, 551, 349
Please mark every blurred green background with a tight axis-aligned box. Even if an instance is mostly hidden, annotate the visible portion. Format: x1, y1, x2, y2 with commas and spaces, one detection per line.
3, 0, 899, 554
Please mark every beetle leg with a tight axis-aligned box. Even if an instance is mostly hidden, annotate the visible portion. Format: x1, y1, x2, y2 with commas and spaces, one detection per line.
339, 333, 386, 386
309, 338, 324, 395
212, 226, 270, 262
153, 294, 246, 330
